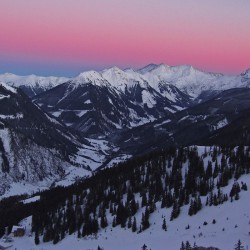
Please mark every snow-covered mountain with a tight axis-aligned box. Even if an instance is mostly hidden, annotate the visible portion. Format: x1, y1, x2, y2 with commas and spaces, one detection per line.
103, 66, 193, 108
1, 64, 250, 101
0, 64, 239, 136
0, 73, 69, 97
1, 64, 250, 191
33, 67, 194, 135
112, 87, 250, 156
0, 82, 115, 197
1, 64, 250, 250
138, 64, 250, 99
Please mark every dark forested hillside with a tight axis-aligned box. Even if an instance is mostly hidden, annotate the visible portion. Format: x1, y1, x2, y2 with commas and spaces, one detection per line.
1, 145, 249, 246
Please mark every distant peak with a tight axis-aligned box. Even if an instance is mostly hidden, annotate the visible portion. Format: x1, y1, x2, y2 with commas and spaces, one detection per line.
102, 66, 124, 74
138, 63, 171, 74
124, 68, 136, 73
2, 72, 16, 76
109, 66, 123, 71
241, 68, 250, 78
74, 70, 108, 87
137, 64, 159, 73
77, 70, 102, 79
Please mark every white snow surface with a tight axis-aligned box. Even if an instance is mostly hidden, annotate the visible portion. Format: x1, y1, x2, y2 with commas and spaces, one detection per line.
0, 94, 10, 100
21, 195, 40, 204
0, 128, 13, 165
0, 81, 17, 93
241, 68, 250, 79
141, 90, 156, 108
102, 66, 147, 92
0, 74, 69, 89
0, 113, 23, 120
73, 71, 110, 87
138, 64, 250, 98
106, 154, 132, 168
1, 64, 250, 101
216, 118, 228, 129
7, 172, 250, 250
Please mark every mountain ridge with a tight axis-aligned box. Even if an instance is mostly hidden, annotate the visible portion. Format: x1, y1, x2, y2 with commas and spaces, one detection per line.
1, 64, 250, 98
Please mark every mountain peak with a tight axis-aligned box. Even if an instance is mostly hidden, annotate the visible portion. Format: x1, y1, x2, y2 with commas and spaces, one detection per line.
76, 70, 102, 81
2, 72, 17, 77
102, 65, 146, 90
74, 71, 108, 87
241, 68, 250, 78
137, 63, 162, 74
106, 66, 123, 72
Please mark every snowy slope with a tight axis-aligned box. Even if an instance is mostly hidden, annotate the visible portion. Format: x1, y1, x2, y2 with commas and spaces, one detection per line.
74, 71, 110, 87
102, 66, 147, 92
241, 68, 250, 81
11, 184, 250, 250
0, 73, 69, 97
0, 84, 119, 198
6, 146, 250, 250
139, 64, 250, 98
1, 64, 249, 100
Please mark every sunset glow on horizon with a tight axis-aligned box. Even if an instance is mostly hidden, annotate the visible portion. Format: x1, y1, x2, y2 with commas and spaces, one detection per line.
0, 0, 250, 76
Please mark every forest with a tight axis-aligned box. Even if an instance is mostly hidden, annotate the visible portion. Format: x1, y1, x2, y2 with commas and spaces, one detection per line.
0, 145, 249, 246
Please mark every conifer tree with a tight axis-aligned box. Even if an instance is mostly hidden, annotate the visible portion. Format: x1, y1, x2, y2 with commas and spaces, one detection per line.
185, 240, 192, 250
127, 216, 132, 229
53, 233, 60, 244
132, 216, 137, 232
101, 214, 108, 229
112, 216, 116, 227
188, 200, 194, 216
162, 218, 167, 231
35, 230, 40, 245
234, 239, 244, 250
180, 241, 185, 250
141, 207, 150, 231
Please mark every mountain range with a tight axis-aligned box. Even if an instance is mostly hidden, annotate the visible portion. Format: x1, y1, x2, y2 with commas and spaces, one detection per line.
0, 64, 250, 250
0, 64, 250, 196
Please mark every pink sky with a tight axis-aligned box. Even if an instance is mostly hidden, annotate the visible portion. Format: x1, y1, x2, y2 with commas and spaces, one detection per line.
0, 0, 249, 76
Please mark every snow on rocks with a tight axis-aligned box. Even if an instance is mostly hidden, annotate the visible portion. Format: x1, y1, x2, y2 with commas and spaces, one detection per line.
0, 81, 17, 93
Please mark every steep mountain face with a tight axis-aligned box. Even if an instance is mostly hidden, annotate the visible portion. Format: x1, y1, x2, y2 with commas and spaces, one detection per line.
33, 67, 194, 135
0, 73, 69, 97
240, 68, 250, 83
102, 66, 193, 109
34, 73, 129, 135
0, 82, 81, 158
112, 88, 250, 155
0, 82, 111, 196
29, 64, 250, 137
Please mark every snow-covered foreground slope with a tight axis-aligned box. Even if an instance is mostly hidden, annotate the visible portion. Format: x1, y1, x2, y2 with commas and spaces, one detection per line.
8, 174, 250, 250
5, 146, 250, 250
